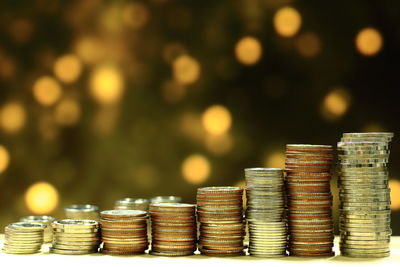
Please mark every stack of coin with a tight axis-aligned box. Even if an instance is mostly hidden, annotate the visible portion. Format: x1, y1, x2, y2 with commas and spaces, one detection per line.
150, 196, 182, 204
65, 204, 100, 221
285, 144, 334, 257
150, 203, 197, 256
50, 219, 100, 255
114, 198, 149, 211
337, 132, 393, 258
20, 215, 55, 243
245, 168, 287, 257
3, 222, 46, 254
100, 210, 148, 255
197, 186, 245, 256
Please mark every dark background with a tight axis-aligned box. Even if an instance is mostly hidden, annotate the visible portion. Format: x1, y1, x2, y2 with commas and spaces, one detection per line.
0, 0, 399, 234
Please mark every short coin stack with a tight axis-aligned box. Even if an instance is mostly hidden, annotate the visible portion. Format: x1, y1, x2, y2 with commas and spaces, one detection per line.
150, 203, 197, 256
285, 144, 334, 257
64, 205, 100, 221
3, 222, 46, 254
337, 132, 393, 258
197, 186, 245, 256
245, 168, 287, 257
51, 219, 100, 255
114, 198, 149, 211
100, 210, 149, 255
20, 215, 55, 243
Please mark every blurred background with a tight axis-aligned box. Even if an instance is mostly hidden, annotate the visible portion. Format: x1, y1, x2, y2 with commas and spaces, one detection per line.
0, 0, 399, 234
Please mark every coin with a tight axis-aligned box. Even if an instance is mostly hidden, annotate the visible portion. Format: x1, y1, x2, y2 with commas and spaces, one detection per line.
114, 198, 149, 211
64, 204, 100, 221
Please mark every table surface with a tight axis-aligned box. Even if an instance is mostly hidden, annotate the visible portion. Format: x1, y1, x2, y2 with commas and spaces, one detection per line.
1, 235, 399, 266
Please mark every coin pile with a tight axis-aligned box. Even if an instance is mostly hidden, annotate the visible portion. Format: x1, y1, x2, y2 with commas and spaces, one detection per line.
197, 186, 245, 256
100, 210, 149, 255
114, 198, 149, 211
20, 215, 55, 243
50, 219, 100, 255
245, 168, 287, 257
3, 222, 46, 254
149, 203, 197, 256
285, 144, 334, 257
65, 204, 100, 221
337, 132, 393, 258
151, 196, 182, 204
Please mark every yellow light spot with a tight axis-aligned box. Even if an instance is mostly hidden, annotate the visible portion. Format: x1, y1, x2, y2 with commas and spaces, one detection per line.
24, 182, 59, 214
362, 122, 385, 133
32, 76, 62, 106
202, 105, 232, 136
273, 7, 302, 37
355, 27, 383, 56
205, 134, 233, 155
54, 99, 81, 126
295, 32, 321, 58
389, 179, 400, 211
75, 36, 105, 65
234, 36, 262, 65
0, 145, 10, 174
173, 55, 201, 85
321, 88, 351, 121
90, 65, 124, 105
162, 80, 186, 103
181, 154, 211, 185
0, 102, 26, 133
179, 112, 205, 142
122, 2, 149, 30
265, 151, 286, 168
53, 54, 83, 84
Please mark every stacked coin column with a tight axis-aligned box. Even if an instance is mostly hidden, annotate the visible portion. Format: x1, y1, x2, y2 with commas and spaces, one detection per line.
245, 168, 287, 257
337, 132, 393, 258
197, 186, 245, 256
114, 198, 150, 211
64, 205, 100, 221
285, 144, 334, 257
100, 210, 148, 255
20, 215, 55, 243
51, 219, 100, 255
3, 222, 46, 254
149, 203, 197, 256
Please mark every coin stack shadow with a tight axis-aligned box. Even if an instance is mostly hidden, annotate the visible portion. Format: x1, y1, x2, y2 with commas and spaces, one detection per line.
197, 186, 245, 256
114, 198, 150, 211
149, 203, 197, 256
50, 219, 101, 255
100, 210, 149, 255
20, 215, 55, 243
337, 132, 393, 258
3, 222, 46, 254
245, 168, 287, 257
285, 144, 334, 257
64, 205, 100, 221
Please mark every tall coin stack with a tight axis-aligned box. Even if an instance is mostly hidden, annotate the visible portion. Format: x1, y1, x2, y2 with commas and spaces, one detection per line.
337, 132, 393, 258
64, 205, 100, 221
50, 219, 101, 255
114, 198, 149, 211
100, 210, 149, 255
245, 168, 287, 257
150, 203, 197, 256
285, 144, 334, 257
197, 186, 245, 256
3, 222, 46, 254
20, 215, 55, 243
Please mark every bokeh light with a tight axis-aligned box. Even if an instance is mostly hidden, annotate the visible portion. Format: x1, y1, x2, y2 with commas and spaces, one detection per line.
389, 179, 400, 211
172, 55, 201, 85
321, 88, 351, 121
0, 102, 26, 134
122, 2, 149, 30
273, 7, 302, 37
75, 36, 105, 65
355, 27, 383, 56
180, 112, 205, 142
362, 122, 385, 133
162, 80, 186, 103
0, 145, 10, 174
205, 134, 233, 155
54, 98, 81, 126
295, 32, 321, 58
24, 182, 59, 214
264, 151, 286, 168
32, 76, 63, 106
181, 154, 211, 185
53, 54, 83, 84
90, 64, 124, 105
202, 105, 232, 136
235, 36, 262, 65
